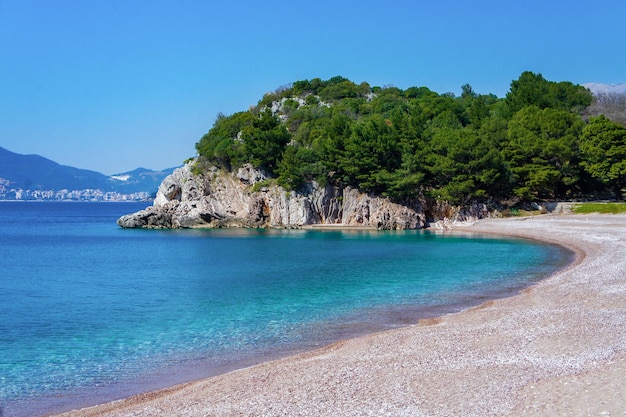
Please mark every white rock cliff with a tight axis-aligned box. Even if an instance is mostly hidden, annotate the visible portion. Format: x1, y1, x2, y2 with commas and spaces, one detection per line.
117, 162, 431, 230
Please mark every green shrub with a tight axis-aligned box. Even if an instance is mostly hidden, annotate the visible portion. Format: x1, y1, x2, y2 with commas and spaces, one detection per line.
252, 179, 277, 192
572, 202, 626, 214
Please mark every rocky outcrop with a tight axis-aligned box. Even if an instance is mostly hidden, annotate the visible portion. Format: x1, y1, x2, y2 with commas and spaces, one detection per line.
117, 162, 431, 230
424, 200, 492, 223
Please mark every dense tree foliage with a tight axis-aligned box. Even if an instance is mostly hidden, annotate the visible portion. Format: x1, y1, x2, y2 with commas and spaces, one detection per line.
505, 106, 584, 199
580, 116, 626, 200
505, 71, 592, 114
196, 111, 253, 170
196, 72, 626, 204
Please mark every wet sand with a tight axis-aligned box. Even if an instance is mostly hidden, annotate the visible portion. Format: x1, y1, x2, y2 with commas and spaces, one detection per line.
57, 214, 626, 416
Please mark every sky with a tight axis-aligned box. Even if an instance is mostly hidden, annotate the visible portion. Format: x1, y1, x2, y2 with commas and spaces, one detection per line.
1, 0, 625, 175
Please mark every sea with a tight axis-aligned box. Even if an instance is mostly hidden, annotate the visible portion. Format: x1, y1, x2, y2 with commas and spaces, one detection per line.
0, 202, 573, 417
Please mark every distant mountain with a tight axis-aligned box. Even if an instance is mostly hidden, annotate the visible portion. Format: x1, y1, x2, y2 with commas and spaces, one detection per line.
584, 83, 626, 95
109, 166, 178, 194
0, 146, 112, 191
0, 146, 178, 195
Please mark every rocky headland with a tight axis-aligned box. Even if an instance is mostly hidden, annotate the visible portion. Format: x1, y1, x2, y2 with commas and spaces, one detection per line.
116, 162, 491, 230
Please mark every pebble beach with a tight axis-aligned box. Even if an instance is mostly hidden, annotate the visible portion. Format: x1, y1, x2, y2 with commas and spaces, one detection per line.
57, 214, 626, 417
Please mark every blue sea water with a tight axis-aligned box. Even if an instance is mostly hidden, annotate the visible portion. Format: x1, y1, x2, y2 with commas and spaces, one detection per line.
0, 202, 572, 417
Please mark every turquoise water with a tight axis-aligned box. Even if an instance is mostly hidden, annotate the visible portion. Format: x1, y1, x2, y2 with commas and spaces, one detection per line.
0, 202, 572, 417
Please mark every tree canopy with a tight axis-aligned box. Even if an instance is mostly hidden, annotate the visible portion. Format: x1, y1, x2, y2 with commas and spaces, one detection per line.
580, 116, 626, 200
195, 72, 626, 204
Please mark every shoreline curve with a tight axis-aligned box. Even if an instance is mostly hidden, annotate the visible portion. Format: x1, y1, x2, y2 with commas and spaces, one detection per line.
56, 214, 626, 417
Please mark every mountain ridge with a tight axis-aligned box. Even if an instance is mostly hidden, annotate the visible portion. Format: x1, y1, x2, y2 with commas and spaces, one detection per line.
0, 146, 179, 199
583, 82, 626, 95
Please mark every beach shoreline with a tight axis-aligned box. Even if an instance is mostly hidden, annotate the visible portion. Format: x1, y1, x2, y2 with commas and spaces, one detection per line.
56, 214, 626, 416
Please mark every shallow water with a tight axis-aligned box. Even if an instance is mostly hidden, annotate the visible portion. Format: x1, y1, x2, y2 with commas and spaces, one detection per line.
0, 202, 572, 416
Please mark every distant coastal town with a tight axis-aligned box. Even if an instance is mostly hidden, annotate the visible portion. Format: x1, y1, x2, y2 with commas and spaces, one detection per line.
0, 178, 151, 201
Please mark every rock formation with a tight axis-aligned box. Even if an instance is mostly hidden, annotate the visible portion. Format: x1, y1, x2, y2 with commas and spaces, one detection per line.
117, 162, 433, 230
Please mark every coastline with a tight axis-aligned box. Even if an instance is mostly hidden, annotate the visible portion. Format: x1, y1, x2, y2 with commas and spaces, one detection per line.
301, 223, 377, 230
57, 214, 626, 416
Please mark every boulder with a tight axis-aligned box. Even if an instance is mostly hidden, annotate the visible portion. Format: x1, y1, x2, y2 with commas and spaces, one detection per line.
116, 207, 173, 229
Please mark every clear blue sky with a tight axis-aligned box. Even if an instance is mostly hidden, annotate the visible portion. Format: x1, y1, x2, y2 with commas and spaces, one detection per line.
1, 0, 625, 174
